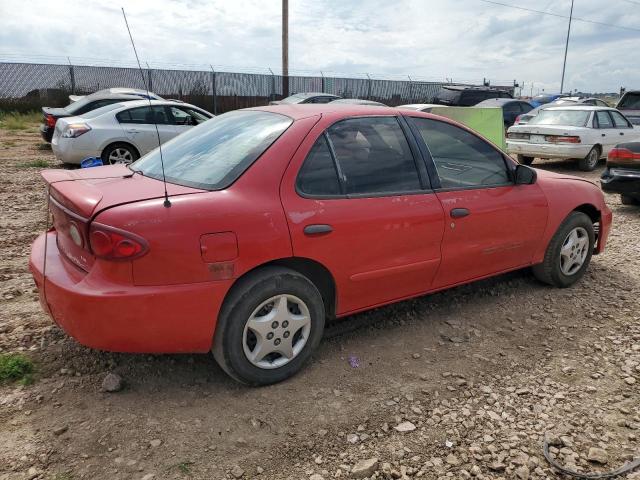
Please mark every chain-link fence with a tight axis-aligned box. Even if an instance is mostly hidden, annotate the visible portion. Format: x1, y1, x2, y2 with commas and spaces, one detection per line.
0, 61, 515, 113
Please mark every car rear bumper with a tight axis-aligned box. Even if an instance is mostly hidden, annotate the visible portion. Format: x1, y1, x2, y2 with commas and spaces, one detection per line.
507, 141, 593, 159
51, 136, 101, 165
600, 167, 640, 197
29, 232, 231, 353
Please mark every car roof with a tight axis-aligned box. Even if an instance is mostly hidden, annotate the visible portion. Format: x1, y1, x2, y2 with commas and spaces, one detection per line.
475, 98, 527, 106
397, 103, 443, 110
543, 105, 615, 111
107, 99, 205, 111
441, 85, 507, 92
331, 98, 386, 105
288, 92, 337, 98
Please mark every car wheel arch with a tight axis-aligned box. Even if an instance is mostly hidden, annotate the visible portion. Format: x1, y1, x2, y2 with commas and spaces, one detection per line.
101, 141, 140, 161
573, 203, 601, 224
219, 257, 337, 327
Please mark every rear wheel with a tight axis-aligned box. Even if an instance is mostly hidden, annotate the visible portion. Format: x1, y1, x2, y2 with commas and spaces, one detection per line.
621, 194, 640, 206
212, 267, 325, 386
517, 155, 534, 165
577, 146, 600, 171
532, 211, 595, 288
101, 143, 139, 165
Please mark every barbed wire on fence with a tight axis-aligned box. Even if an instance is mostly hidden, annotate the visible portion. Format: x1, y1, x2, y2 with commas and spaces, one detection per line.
0, 59, 516, 114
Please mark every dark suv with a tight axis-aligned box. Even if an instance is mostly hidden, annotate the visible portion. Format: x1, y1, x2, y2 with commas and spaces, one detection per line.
617, 90, 640, 126
433, 86, 513, 107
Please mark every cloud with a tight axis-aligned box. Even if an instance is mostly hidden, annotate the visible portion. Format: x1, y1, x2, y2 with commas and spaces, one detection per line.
1, 0, 637, 93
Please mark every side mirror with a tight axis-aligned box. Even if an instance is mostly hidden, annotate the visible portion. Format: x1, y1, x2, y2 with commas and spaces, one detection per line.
515, 164, 537, 185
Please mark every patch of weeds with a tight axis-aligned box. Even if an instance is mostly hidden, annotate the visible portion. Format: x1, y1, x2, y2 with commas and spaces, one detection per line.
52, 473, 74, 480
175, 461, 195, 475
0, 353, 34, 384
36, 142, 51, 150
0, 111, 41, 130
18, 159, 51, 169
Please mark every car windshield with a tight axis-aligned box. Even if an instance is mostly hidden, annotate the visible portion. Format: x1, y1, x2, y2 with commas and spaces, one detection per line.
132, 110, 293, 190
280, 94, 308, 104
528, 109, 590, 127
65, 92, 108, 113
435, 89, 459, 102
78, 102, 125, 119
618, 93, 640, 109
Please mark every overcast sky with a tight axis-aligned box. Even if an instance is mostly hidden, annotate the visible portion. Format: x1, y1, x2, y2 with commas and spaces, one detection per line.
1, 0, 637, 94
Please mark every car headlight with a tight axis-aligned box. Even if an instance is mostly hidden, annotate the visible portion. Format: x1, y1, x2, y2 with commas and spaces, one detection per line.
62, 123, 91, 138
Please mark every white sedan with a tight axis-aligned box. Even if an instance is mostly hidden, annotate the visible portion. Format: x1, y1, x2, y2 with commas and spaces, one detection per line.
51, 100, 213, 165
507, 106, 638, 171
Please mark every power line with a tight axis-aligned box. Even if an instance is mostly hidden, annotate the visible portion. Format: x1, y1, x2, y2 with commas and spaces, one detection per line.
478, 0, 640, 33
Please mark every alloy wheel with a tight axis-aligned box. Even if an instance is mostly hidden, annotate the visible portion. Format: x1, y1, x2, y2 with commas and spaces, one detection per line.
242, 294, 311, 369
559, 226, 589, 276
108, 148, 134, 165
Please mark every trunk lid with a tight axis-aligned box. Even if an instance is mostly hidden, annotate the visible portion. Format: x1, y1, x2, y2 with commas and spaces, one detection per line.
42, 106, 71, 119
43, 165, 205, 271
507, 125, 585, 144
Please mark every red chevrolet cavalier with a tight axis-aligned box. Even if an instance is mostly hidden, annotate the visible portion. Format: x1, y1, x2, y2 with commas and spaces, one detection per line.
30, 105, 612, 385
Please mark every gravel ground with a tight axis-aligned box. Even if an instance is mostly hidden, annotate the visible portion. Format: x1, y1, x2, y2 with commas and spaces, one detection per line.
0, 123, 638, 480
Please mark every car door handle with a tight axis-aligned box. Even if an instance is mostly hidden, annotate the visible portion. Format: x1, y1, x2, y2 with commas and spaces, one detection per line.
620, 132, 625, 135
601, 133, 606, 137
303, 224, 333, 235
450, 208, 470, 218
126, 128, 140, 133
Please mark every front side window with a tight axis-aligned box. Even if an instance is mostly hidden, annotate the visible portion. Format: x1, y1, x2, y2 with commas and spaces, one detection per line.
596, 111, 613, 128
132, 111, 292, 190
117, 106, 171, 125
326, 117, 421, 195
297, 136, 341, 196
410, 117, 510, 189
610, 111, 631, 128
169, 106, 210, 126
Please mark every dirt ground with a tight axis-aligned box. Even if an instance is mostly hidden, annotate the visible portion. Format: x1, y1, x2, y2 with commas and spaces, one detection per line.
0, 122, 638, 480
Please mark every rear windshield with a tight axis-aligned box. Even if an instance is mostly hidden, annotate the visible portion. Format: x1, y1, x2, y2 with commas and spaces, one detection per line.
434, 88, 459, 103
78, 102, 125, 119
132, 110, 293, 190
528, 109, 590, 127
618, 93, 640, 110
281, 94, 308, 104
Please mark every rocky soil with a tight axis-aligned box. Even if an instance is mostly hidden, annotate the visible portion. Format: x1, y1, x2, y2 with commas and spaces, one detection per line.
0, 124, 638, 480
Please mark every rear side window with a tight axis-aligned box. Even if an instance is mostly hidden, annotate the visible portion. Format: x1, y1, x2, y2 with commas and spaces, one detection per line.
410, 117, 510, 189
596, 111, 613, 128
133, 111, 292, 190
327, 117, 421, 195
117, 106, 171, 125
297, 136, 341, 196
610, 111, 631, 128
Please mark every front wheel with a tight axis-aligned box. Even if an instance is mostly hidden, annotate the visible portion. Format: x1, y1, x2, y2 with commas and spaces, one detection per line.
577, 146, 601, 171
212, 267, 325, 385
532, 211, 595, 288
517, 155, 534, 165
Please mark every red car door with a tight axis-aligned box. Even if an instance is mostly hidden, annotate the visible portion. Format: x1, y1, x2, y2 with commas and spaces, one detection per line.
406, 115, 548, 288
280, 115, 445, 316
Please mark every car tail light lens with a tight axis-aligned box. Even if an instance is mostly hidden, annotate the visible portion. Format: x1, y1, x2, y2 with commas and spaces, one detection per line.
507, 132, 530, 140
544, 135, 581, 143
62, 123, 91, 138
608, 147, 640, 165
514, 115, 521, 124
45, 114, 56, 128
89, 223, 149, 260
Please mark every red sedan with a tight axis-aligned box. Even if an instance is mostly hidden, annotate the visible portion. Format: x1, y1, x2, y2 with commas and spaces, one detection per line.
30, 105, 612, 385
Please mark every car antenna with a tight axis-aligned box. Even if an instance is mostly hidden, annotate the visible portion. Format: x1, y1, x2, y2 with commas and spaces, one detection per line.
121, 7, 171, 208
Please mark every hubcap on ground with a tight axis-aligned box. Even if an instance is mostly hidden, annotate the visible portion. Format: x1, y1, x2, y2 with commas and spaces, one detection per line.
108, 148, 133, 165
242, 294, 311, 369
559, 226, 589, 276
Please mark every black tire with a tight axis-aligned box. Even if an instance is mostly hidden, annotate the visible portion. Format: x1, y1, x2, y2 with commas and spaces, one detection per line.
212, 267, 325, 386
532, 211, 595, 288
517, 155, 534, 166
621, 194, 640, 206
101, 142, 139, 165
577, 146, 601, 172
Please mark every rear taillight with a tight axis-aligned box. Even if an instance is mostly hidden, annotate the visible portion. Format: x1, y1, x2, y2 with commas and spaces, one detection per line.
45, 114, 56, 128
514, 115, 521, 124
544, 135, 581, 143
608, 147, 640, 165
89, 223, 149, 260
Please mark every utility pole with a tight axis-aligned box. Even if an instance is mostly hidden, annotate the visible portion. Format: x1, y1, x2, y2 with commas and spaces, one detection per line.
560, 0, 574, 94
282, 0, 289, 98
